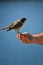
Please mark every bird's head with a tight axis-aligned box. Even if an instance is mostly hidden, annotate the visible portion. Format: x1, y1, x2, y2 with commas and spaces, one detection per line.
20, 17, 27, 22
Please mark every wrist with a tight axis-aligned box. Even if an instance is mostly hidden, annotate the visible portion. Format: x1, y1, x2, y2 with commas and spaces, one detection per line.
32, 35, 38, 43
32, 35, 43, 44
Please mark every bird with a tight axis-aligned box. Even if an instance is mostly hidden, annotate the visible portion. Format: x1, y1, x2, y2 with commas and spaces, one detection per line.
0, 17, 27, 33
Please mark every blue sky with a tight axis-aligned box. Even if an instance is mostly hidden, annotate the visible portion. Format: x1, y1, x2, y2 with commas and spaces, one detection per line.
0, 1, 43, 65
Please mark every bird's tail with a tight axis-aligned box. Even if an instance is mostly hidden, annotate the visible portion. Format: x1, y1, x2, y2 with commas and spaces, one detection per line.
0, 26, 9, 31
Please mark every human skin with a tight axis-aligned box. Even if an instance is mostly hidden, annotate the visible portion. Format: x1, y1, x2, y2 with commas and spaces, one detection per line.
17, 32, 43, 45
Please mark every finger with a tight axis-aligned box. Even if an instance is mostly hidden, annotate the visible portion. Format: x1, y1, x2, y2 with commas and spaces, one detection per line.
17, 33, 20, 39
17, 33, 22, 40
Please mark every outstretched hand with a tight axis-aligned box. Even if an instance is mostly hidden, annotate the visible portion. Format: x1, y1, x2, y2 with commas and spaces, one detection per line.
17, 32, 43, 44
17, 32, 34, 44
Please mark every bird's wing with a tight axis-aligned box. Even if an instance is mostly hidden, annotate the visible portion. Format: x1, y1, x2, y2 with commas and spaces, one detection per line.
8, 20, 20, 28
0, 20, 20, 31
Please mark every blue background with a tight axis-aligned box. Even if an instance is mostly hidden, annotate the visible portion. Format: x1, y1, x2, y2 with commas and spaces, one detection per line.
0, 1, 43, 65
